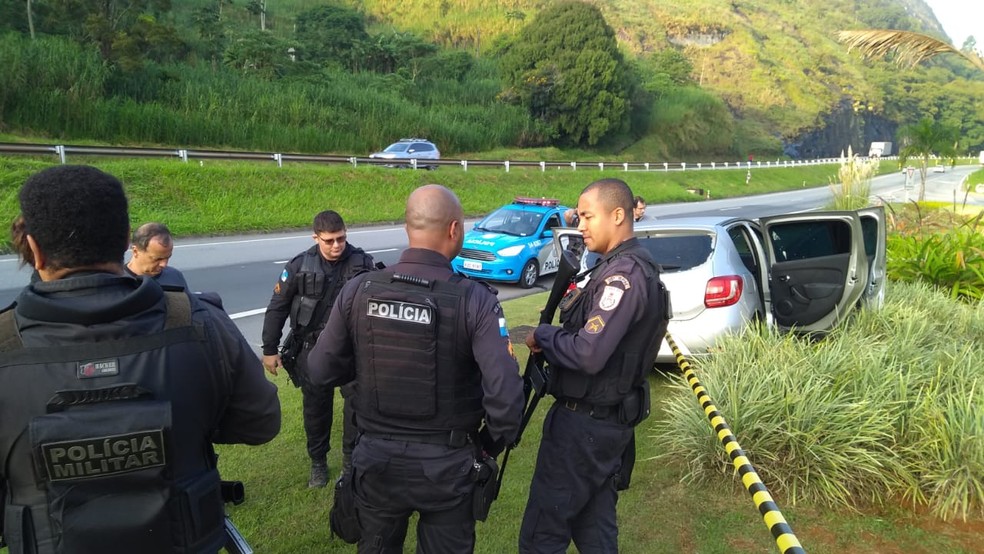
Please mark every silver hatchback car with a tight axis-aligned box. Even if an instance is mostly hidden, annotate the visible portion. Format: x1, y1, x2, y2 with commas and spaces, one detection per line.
369, 138, 440, 170
553, 207, 886, 363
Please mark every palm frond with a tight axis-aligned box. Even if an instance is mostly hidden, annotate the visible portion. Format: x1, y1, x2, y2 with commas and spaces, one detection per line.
837, 29, 984, 73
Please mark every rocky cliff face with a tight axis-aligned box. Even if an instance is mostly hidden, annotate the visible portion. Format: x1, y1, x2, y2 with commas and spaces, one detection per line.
785, 98, 899, 159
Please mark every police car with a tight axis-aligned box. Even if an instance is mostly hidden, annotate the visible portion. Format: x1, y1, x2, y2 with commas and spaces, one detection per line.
452, 197, 572, 288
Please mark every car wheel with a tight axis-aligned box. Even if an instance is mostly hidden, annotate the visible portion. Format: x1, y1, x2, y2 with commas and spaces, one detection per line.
519, 259, 539, 289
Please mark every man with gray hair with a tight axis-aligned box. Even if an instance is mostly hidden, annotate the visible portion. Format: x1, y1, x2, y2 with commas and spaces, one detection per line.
126, 222, 189, 289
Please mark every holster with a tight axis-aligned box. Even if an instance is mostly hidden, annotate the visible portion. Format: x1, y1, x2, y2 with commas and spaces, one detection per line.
615, 432, 636, 491
278, 330, 304, 388
470, 455, 499, 522
329, 475, 360, 543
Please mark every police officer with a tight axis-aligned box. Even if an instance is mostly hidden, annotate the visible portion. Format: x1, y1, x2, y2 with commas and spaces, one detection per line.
125, 221, 189, 289
0, 165, 281, 553
307, 184, 525, 553
261, 210, 376, 488
519, 178, 668, 553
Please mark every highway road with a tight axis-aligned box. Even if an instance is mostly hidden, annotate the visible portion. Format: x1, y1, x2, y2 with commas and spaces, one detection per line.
2, 164, 979, 354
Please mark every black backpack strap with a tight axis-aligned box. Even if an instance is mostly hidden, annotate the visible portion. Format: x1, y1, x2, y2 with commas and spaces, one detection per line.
0, 308, 23, 353
163, 291, 192, 330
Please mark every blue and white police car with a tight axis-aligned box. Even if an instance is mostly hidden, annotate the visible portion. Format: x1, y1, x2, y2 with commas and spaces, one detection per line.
452, 197, 572, 288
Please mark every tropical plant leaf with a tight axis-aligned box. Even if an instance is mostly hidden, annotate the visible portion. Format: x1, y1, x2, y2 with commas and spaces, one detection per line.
837, 29, 984, 73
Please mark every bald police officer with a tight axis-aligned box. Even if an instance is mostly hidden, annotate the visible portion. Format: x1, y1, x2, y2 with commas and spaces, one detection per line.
519, 178, 669, 553
308, 184, 525, 553
0, 165, 281, 553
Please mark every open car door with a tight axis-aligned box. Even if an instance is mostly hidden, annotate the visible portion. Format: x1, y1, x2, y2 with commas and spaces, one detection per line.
760, 211, 869, 333
857, 206, 887, 309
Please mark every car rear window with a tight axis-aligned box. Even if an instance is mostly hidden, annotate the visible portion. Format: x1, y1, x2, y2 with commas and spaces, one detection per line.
637, 234, 713, 271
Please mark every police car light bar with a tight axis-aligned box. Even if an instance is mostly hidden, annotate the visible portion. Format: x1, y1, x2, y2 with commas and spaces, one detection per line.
514, 197, 559, 206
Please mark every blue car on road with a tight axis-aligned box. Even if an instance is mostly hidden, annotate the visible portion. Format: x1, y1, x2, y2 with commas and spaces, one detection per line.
452, 197, 572, 288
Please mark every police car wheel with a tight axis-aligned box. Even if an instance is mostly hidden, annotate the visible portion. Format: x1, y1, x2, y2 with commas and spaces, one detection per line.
519, 259, 539, 289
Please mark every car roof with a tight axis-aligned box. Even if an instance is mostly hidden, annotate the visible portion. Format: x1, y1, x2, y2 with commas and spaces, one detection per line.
634, 216, 746, 232
497, 201, 567, 214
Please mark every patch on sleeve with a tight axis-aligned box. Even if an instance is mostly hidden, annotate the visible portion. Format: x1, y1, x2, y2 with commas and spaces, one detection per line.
604, 274, 631, 289
598, 286, 624, 311
280, 269, 289, 282
498, 317, 509, 337
585, 315, 606, 334
274, 282, 281, 295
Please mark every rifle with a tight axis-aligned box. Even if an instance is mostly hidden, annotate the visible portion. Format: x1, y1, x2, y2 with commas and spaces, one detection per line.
278, 330, 303, 387
221, 480, 253, 554
495, 238, 583, 497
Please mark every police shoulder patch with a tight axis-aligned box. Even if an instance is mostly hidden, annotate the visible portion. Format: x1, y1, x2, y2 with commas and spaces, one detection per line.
598, 286, 624, 311
585, 315, 605, 334
280, 269, 289, 282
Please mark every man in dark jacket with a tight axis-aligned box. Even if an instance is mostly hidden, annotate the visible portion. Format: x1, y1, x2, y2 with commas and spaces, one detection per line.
125, 221, 189, 289
0, 165, 281, 554
520, 178, 669, 553
307, 184, 525, 553
260, 210, 376, 488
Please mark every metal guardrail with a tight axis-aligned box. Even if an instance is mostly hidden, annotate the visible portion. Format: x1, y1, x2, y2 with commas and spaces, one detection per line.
0, 142, 856, 172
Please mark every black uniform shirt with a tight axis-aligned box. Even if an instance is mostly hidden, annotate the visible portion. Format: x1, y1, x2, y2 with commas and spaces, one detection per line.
307, 247, 525, 446
534, 238, 654, 375
260, 243, 373, 356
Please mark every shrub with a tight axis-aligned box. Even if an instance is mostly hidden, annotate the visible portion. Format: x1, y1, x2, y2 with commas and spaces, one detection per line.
654, 280, 984, 521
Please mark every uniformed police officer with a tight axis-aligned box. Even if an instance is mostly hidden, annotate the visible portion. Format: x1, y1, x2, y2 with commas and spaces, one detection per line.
125, 221, 190, 289
307, 184, 525, 553
519, 178, 669, 553
0, 165, 281, 553
261, 210, 376, 488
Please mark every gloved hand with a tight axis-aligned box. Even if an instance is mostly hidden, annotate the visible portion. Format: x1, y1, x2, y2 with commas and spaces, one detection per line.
478, 426, 505, 458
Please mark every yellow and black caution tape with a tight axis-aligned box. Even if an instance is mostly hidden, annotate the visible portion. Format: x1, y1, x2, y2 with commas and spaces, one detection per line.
666, 332, 806, 554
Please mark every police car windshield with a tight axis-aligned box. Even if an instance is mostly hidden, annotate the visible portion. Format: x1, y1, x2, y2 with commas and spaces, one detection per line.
477, 207, 544, 237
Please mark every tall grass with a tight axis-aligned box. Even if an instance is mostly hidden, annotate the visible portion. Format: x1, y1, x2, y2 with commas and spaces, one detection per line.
828, 145, 877, 210
0, 33, 531, 154
654, 280, 984, 521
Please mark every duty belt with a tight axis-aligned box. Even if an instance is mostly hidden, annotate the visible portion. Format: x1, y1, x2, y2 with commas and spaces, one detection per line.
559, 398, 619, 422
363, 429, 475, 448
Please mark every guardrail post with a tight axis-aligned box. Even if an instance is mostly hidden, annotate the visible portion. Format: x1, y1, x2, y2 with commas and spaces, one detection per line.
663, 162, 668, 171
55, 145, 66, 164
273, 153, 283, 168
697, 163, 702, 170
411, 159, 418, 170
711, 162, 716, 169
177, 149, 188, 163
681, 162, 687, 171
623, 162, 628, 172
724, 162, 729, 168
598, 162, 604, 171
644, 162, 650, 171
540, 161, 546, 172
461, 160, 468, 171
349, 156, 357, 167
504, 160, 510, 172
571, 161, 577, 171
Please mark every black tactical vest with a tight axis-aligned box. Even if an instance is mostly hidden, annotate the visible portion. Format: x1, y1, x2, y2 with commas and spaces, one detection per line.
290, 248, 370, 339
0, 292, 229, 554
351, 272, 484, 435
552, 243, 668, 408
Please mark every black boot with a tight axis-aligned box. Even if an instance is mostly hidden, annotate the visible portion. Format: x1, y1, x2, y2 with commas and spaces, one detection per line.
308, 460, 329, 489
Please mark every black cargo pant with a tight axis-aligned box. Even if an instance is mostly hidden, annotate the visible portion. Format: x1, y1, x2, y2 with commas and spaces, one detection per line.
352, 436, 476, 553
298, 345, 333, 463
518, 402, 634, 554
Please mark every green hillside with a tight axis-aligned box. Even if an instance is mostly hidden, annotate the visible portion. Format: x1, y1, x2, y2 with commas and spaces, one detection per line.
0, 0, 981, 158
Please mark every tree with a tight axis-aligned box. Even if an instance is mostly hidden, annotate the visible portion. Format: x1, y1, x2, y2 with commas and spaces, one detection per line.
295, 5, 369, 69
499, 1, 631, 146
837, 29, 984, 73
897, 118, 960, 201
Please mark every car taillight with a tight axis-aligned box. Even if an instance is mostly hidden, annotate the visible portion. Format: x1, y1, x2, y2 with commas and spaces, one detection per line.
705, 275, 743, 308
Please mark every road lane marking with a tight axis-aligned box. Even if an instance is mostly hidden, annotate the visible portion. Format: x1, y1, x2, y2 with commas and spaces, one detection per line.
175, 226, 406, 249
230, 308, 266, 320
